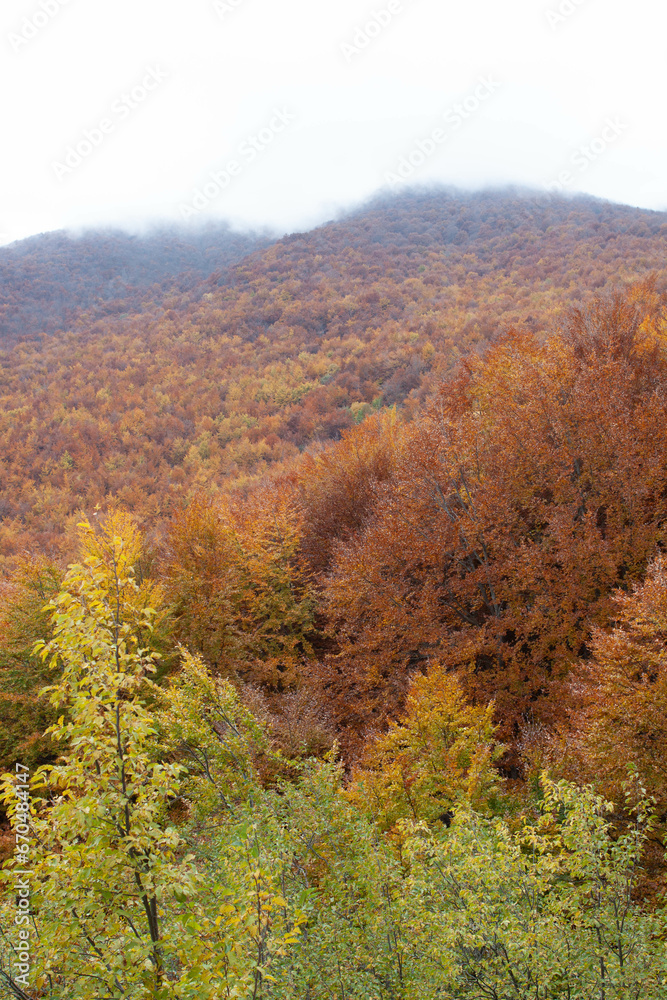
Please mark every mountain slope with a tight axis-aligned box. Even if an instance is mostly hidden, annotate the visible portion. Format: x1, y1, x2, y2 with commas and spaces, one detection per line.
0, 224, 272, 344
1, 188, 666, 564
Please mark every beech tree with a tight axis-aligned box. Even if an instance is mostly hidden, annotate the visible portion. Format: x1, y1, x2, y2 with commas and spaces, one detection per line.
161, 487, 315, 689
320, 284, 667, 746
568, 554, 667, 815
398, 777, 667, 998
0, 513, 196, 997
0, 513, 306, 998
347, 664, 501, 832
1, 512, 666, 998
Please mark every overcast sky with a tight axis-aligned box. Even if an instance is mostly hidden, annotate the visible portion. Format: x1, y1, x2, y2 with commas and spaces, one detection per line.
2, 0, 666, 244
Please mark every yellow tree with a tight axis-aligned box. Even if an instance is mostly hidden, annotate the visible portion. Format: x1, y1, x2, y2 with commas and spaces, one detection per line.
162, 486, 315, 688
346, 663, 501, 833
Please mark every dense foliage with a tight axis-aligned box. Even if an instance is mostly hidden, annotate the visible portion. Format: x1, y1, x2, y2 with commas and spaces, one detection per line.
0, 225, 270, 345
314, 281, 667, 753
2, 191, 667, 563
1, 517, 666, 997
2, 190, 667, 996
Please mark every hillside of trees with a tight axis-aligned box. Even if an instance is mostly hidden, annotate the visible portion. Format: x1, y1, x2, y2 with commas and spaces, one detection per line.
0, 224, 272, 345
2, 190, 667, 997
2, 189, 667, 566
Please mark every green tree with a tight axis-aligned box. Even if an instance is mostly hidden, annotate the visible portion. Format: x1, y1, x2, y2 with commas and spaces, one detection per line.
0, 513, 306, 998
399, 776, 667, 998
0, 514, 195, 997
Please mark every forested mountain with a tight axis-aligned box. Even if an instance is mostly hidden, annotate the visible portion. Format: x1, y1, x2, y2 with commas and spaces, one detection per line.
1, 189, 667, 562
0, 224, 272, 344
2, 189, 667, 997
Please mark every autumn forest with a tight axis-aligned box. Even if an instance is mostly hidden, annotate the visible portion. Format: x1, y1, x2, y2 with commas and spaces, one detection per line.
2, 189, 667, 998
